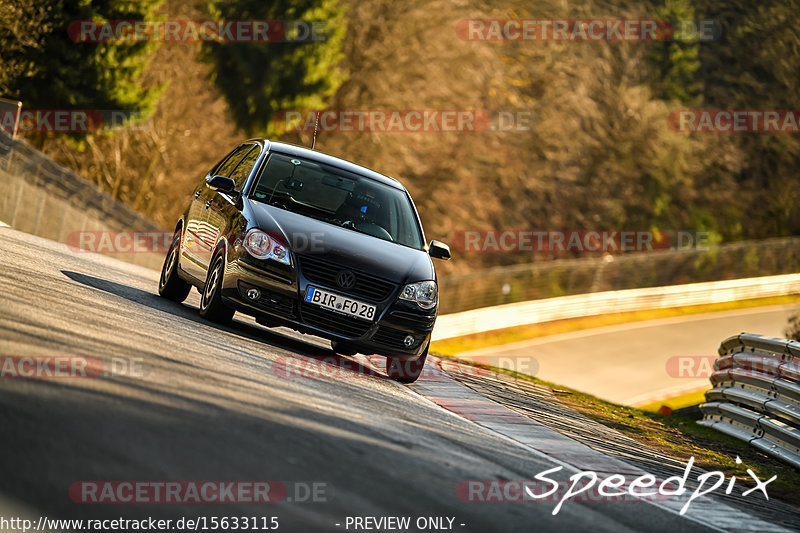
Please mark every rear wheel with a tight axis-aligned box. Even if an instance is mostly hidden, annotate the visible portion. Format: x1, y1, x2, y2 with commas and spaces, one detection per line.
385, 343, 429, 383
199, 254, 235, 324
158, 228, 191, 302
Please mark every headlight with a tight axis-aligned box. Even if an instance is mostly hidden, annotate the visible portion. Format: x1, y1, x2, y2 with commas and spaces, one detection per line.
243, 229, 291, 265
398, 280, 437, 310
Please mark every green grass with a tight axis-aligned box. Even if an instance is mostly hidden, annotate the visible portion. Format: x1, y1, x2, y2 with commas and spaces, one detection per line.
638, 388, 708, 412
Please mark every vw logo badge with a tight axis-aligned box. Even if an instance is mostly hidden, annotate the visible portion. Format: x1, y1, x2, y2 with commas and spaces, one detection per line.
336, 270, 356, 289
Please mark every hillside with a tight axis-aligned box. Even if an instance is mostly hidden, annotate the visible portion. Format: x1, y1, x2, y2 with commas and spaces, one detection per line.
28, 0, 800, 275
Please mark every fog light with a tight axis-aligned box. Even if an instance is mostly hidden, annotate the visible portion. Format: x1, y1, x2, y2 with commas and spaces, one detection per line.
403, 335, 415, 347
246, 288, 261, 301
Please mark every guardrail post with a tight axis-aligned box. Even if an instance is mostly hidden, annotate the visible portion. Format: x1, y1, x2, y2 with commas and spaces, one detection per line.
9, 176, 25, 229
30, 183, 48, 237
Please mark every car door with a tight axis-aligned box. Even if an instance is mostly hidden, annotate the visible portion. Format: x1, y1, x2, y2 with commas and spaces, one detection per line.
182, 144, 250, 279
207, 144, 262, 249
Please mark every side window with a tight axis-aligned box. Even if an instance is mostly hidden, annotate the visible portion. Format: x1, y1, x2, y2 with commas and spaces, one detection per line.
214, 144, 251, 179
228, 147, 261, 190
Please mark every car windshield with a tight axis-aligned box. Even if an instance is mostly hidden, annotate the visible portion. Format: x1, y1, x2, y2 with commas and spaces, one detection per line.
249, 153, 424, 249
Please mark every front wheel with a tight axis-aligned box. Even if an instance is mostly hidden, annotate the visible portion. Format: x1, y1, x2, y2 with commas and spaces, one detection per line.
385, 343, 429, 383
158, 229, 191, 302
199, 254, 235, 324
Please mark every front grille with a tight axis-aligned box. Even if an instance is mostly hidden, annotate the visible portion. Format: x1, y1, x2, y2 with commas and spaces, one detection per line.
298, 255, 396, 302
388, 309, 436, 329
372, 326, 423, 349
300, 303, 373, 338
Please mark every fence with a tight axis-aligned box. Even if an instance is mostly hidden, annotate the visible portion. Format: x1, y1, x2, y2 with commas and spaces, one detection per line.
700, 334, 800, 470
2, 126, 799, 307
439, 238, 800, 314
0, 130, 164, 269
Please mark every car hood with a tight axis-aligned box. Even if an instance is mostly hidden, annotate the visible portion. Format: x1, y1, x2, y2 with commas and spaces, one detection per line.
246, 200, 435, 283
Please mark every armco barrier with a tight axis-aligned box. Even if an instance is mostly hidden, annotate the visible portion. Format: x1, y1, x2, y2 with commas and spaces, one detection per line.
432, 274, 800, 340
699, 334, 800, 470
0, 130, 164, 269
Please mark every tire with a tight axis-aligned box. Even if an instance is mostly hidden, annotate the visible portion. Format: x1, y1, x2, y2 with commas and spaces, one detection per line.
331, 340, 358, 357
385, 343, 429, 383
199, 253, 235, 324
158, 228, 191, 302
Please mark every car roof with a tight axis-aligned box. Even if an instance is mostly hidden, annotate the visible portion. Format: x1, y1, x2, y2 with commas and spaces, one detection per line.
247, 139, 406, 191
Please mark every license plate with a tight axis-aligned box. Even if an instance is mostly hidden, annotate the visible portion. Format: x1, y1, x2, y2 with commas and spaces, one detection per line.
304, 286, 376, 321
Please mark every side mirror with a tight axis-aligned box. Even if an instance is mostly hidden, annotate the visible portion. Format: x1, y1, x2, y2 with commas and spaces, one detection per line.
207, 174, 236, 194
429, 240, 451, 260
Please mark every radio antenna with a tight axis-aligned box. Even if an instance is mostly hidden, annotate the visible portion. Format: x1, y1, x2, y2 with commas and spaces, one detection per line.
311, 111, 320, 150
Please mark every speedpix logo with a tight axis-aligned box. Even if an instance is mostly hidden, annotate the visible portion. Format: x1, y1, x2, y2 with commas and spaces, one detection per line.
458, 456, 775, 516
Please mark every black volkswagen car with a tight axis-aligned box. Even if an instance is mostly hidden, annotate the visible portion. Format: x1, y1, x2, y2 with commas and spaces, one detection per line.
158, 140, 450, 382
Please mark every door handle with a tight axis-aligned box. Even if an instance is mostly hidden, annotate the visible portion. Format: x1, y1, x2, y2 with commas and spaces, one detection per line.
205, 201, 212, 210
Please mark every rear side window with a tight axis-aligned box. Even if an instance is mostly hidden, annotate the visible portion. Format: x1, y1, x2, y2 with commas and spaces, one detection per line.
228, 146, 261, 190
214, 144, 251, 179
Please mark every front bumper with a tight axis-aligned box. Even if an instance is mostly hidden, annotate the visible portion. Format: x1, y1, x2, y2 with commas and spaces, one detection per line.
220, 256, 436, 358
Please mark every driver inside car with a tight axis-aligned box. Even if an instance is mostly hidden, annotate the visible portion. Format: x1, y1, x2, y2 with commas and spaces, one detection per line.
335, 185, 392, 241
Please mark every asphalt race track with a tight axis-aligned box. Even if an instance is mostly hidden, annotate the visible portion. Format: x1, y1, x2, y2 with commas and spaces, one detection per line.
0, 227, 796, 532
459, 306, 797, 406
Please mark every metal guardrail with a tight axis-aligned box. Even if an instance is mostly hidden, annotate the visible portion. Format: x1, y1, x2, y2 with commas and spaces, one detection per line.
0, 129, 163, 269
433, 274, 800, 340
438, 237, 800, 314
699, 334, 800, 470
